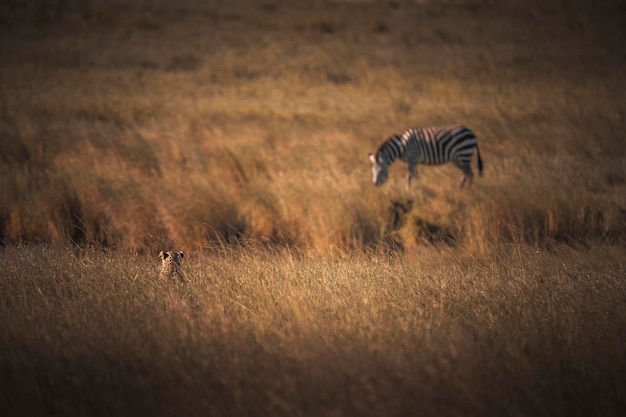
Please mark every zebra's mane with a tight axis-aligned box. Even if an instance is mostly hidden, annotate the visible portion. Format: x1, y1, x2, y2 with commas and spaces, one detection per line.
376, 134, 403, 163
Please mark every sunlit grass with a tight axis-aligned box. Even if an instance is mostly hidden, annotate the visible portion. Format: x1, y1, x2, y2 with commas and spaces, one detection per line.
1, 244, 624, 416
1, 0, 625, 415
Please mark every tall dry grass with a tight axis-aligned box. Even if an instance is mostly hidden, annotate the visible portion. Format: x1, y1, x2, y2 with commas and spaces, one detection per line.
0, 2, 625, 414
1, 244, 625, 416
1, 0, 624, 252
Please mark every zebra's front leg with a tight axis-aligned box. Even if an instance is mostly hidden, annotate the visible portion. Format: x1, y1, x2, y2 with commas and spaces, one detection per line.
407, 163, 417, 190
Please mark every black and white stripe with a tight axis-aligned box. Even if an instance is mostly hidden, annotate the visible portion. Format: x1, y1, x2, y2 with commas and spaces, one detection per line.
368, 125, 483, 188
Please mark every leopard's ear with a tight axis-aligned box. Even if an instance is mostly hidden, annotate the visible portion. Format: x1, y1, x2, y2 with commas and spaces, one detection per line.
159, 251, 169, 260
178, 251, 184, 259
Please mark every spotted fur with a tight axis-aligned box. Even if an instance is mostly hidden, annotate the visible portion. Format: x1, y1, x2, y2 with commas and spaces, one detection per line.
159, 250, 185, 283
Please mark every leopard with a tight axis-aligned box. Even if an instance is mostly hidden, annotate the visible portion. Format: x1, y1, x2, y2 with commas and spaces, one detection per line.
159, 250, 185, 283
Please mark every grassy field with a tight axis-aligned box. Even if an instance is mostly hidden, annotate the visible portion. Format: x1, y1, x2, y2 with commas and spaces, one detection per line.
1, 0, 625, 416
1, 244, 625, 416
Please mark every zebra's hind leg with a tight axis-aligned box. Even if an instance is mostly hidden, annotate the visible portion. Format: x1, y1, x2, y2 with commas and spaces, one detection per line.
456, 163, 474, 188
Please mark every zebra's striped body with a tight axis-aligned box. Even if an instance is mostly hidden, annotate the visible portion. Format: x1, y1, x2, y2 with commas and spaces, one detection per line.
368, 125, 483, 189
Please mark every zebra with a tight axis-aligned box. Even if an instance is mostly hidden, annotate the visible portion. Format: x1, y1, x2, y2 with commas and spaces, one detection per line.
368, 125, 483, 189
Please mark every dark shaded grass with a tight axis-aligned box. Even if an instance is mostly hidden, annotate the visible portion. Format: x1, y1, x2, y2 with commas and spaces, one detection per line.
0, 2, 625, 414
1, 245, 624, 417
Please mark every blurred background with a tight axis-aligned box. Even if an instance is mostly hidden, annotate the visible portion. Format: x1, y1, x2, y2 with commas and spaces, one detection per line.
1, 0, 624, 252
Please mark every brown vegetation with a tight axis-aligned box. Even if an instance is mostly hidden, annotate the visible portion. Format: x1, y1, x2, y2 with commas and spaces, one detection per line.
0, 0, 625, 416
2, 244, 625, 416
1, 0, 624, 252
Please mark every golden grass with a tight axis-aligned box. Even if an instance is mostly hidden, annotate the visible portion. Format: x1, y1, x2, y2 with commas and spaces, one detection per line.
1, 0, 625, 415
1, 244, 625, 416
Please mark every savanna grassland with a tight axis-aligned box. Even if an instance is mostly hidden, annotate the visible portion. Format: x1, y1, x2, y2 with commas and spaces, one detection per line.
1, 0, 625, 416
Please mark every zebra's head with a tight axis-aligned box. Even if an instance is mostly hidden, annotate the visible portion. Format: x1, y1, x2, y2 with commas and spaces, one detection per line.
369, 153, 389, 187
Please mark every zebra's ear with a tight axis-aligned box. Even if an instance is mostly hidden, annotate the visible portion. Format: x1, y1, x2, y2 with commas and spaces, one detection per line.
368, 153, 376, 164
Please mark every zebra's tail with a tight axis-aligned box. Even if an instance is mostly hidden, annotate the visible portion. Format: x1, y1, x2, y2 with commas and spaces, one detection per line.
476, 144, 483, 177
